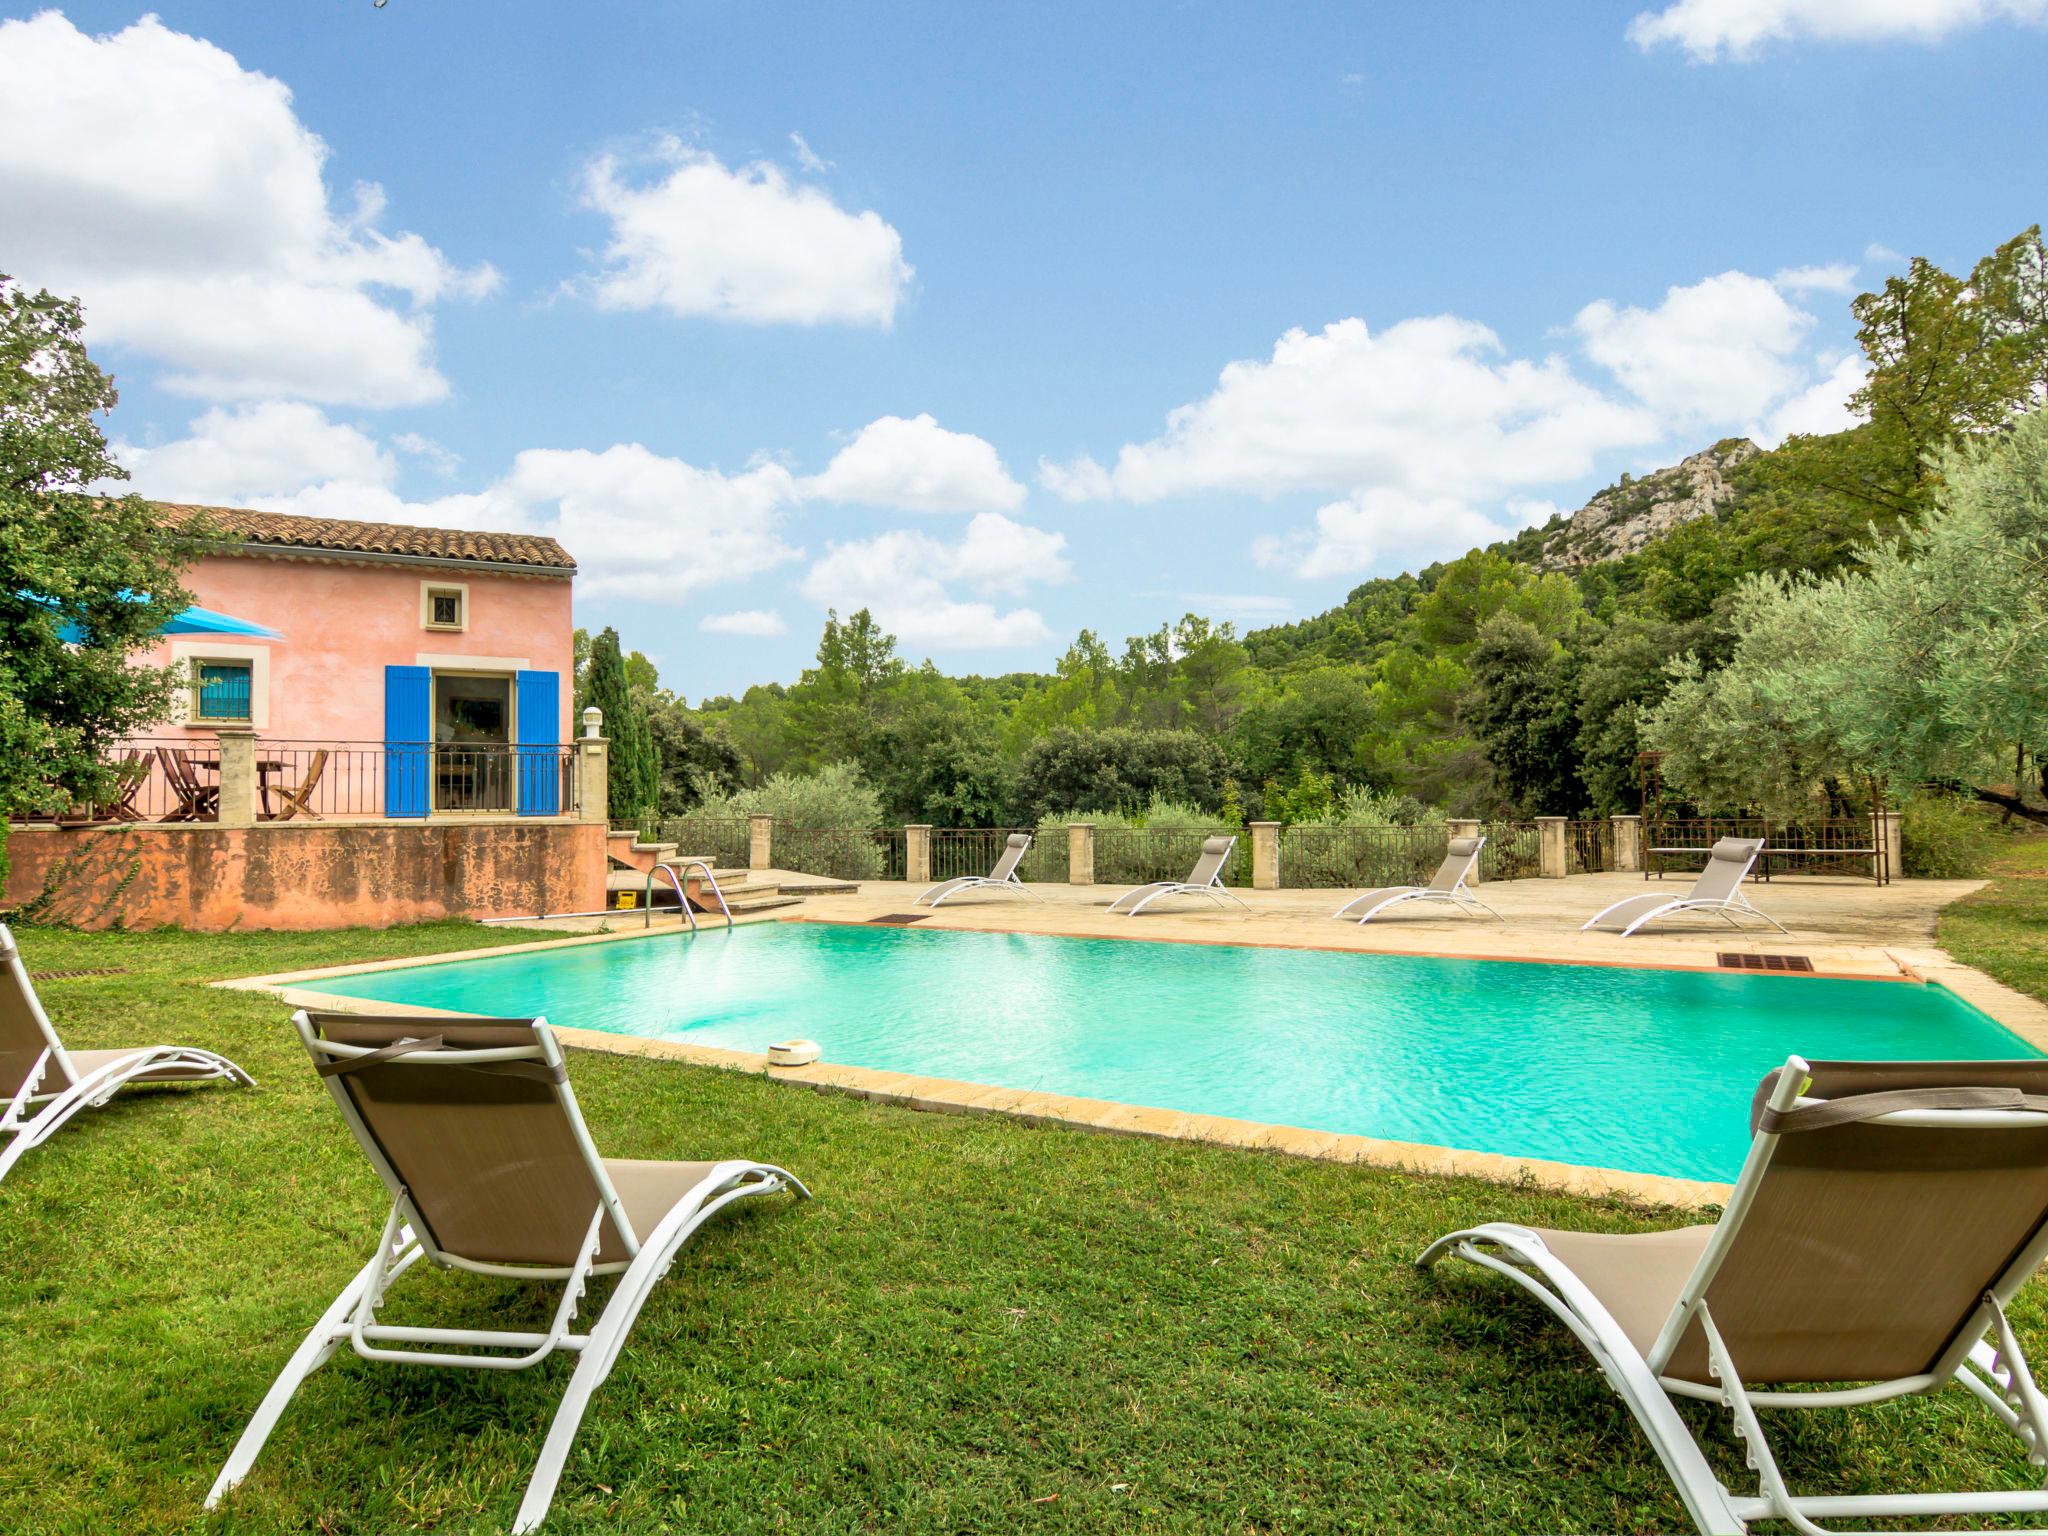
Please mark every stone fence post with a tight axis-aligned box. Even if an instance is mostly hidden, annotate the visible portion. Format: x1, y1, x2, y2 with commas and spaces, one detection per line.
578, 707, 609, 825
906, 824, 932, 886
1250, 821, 1280, 891
1875, 807, 1904, 882
216, 728, 257, 828
1068, 822, 1095, 885
1447, 817, 1483, 881
1611, 814, 1642, 874
1536, 815, 1569, 879
748, 813, 773, 872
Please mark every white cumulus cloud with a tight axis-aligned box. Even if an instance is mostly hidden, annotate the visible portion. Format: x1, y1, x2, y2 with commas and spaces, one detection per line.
0, 12, 497, 405
115, 402, 393, 507
800, 513, 1067, 649
1573, 271, 1816, 429
1628, 0, 2048, 59
116, 407, 803, 601
1774, 261, 1860, 295
574, 137, 912, 327
1252, 490, 1525, 580
1761, 354, 1868, 443
700, 609, 789, 637
1040, 315, 1657, 506
801, 413, 1025, 512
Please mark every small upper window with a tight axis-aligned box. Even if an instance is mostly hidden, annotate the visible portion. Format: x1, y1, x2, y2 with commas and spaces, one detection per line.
193, 661, 252, 723
425, 586, 465, 631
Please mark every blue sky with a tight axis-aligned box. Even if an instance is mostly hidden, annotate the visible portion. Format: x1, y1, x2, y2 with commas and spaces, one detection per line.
4, 2, 2045, 698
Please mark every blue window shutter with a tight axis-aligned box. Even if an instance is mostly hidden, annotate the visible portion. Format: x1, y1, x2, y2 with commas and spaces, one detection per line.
383, 665, 431, 818
515, 669, 560, 816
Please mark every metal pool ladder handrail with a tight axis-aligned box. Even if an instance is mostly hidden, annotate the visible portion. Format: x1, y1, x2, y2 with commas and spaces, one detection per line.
645, 860, 734, 933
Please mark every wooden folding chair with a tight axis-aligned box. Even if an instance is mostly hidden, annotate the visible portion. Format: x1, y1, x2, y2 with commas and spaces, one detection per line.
269, 749, 329, 821
155, 747, 219, 822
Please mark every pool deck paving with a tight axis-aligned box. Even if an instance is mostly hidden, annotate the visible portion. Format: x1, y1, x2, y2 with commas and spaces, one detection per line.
218, 870, 2045, 1214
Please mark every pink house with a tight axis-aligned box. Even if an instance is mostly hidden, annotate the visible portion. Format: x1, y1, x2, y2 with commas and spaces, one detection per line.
144, 505, 577, 818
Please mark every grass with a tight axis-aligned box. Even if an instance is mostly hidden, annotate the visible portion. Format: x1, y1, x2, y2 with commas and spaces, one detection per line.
1940, 835, 2048, 1006
4, 922, 2047, 1533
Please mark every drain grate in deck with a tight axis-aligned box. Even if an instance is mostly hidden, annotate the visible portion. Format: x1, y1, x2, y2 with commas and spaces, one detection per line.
1717, 952, 1815, 973
867, 913, 929, 925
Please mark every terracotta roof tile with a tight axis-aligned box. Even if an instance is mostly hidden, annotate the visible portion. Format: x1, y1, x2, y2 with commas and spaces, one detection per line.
153, 502, 575, 573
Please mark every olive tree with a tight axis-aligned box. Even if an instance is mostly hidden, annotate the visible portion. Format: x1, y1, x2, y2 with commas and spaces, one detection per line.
1643, 405, 2048, 821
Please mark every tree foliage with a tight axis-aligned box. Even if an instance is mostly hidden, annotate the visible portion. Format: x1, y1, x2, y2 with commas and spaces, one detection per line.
580, 627, 659, 818
1643, 404, 2048, 820
1, 279, 194, 876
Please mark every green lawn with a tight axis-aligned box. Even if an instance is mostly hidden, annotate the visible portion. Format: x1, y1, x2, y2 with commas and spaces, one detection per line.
3, 923, 2045, 1534
1940, 835, 2048, 1006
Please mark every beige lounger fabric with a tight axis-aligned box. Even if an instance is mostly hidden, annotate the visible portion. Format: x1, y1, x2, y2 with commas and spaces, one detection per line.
0, 946, 57, 1098
1526, 1225, 1714, 1357
605, 1158, 728, 1240
1187, 836, 1235, 885
311, 1015, 643, 1266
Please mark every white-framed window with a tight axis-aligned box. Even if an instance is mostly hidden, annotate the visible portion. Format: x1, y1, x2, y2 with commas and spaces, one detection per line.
420, 580, 469, 633
169, 640, 271, 729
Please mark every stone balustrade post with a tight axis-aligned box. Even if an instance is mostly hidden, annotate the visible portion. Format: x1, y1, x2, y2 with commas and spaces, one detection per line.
906, 824, 932, 886
1536, 815, 1568, 879
215, 728, 257, 828
1875, 808, 1904, 882
1068, 822, 1095, 886
1447, 817, 1484, 881
748, 814, 773, 872
578, 726, 609, 826
1250, 821, 1281, 891
1611, 814, 1642, 874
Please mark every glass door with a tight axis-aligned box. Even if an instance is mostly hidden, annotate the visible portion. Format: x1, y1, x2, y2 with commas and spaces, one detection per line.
432, 673, 513, 812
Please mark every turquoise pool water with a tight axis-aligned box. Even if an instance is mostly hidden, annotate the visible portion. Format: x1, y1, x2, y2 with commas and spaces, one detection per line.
293, 923, 2034, 1182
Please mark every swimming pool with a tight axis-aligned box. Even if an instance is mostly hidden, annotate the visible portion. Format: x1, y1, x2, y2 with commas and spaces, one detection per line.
291, 922, 2034, 1183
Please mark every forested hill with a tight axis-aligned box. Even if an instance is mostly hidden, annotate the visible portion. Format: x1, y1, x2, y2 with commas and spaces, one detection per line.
1241, 435, 1783, 672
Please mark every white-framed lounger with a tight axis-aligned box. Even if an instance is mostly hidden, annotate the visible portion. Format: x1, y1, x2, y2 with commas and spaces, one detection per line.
914, 831, 1046, 908
1332, 835, 1501, 924
1582, 836, 1788, 938
1106, 835, 1250, 917
1420, 1054, 2048, 1534
206, 1010, 807, 1535
0, 922, 252, 1185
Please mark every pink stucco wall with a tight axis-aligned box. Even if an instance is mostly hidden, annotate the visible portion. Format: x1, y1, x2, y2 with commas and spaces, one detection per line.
145, 554, 574, 744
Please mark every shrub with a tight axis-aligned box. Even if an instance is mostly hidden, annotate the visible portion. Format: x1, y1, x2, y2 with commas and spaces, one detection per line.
1038, 798, 1242, 885
1901, 792, 2001, 879
698, 763, 887, 879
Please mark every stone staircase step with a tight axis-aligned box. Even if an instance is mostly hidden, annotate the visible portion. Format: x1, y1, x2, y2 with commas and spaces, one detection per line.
725, 895, 805, 914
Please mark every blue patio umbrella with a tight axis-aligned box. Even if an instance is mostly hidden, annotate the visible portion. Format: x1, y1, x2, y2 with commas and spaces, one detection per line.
19, 590, 282, 643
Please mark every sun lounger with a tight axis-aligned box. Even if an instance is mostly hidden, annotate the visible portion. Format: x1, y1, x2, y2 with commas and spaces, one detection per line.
1421, 1055, 2048, 1534
914, 831, 1043, 908
1332, 835, 1500, 923
1582, 836, 1786, 936
0, 923, 251, 1185
1106, 835, 1249, 917
207, 1011, 808, 1534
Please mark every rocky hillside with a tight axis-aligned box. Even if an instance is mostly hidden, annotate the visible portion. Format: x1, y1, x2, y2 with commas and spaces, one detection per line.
1531, 438, 1760, 570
